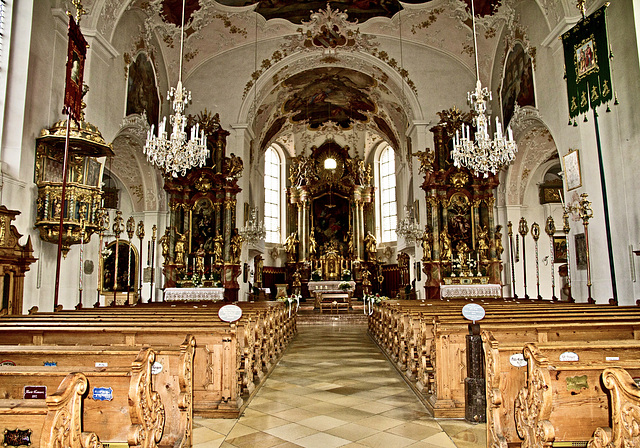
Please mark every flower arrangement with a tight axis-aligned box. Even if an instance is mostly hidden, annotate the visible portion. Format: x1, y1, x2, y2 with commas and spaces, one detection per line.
191, 272, 203, 288
341, 269, 351, 281
338, 281, 352, 291
311, 269, 322, 281
364, 293, 388, 304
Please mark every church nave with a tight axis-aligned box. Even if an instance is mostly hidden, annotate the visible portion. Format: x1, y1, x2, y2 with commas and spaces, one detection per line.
193, 324, 485, 448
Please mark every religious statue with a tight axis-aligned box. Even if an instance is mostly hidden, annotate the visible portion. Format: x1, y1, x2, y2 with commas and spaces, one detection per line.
213, 234, 223, 263
477, 225, 489, 261
284, 231, 299, 262
174, 231, 187, 266
346, 231, 355, 258
224, 153, 243, 180
412, 148, 435, 174
160, 227, 171, 264
362, 269, 372, 295
494, 225, 504, 259
421, 226, 432, 262
229, 228, 243, 264
364, 232, 377, 261
440, 229, 452, 261
309, 229, 318, 259
292, 269, 302, 296
456, 241, 470, 265
195, 244, 205, 275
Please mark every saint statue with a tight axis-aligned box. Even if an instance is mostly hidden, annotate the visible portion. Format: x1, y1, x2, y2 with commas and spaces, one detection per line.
494, 225, 504, 260
195, 244, 205, 275
421, 226, 432, 262
477, 225, 489, 261
364, 232, 377, 261
362, 269, 372, 295
284, 231, 299, 262
174, 231, 187, 266
440, 229, 452, 261
292, 269, 302, 296
309, 229, 318, 259
229, 229, 243, 264
160, 227, 171, 264
213, 234, 223, 263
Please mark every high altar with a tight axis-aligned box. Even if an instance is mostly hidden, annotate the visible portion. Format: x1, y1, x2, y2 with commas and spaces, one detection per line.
416, 108, 503, 300
284, 142, 379, 299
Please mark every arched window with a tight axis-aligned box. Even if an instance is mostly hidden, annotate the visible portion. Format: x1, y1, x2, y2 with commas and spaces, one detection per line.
264, 146, 281, 243
378, 145, 397, 243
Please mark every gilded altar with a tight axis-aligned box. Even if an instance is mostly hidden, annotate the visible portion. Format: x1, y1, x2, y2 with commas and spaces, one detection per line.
416, 108, 503, 300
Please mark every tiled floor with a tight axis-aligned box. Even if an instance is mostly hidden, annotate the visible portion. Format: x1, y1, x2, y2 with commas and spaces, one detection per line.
193, 324, 485, 448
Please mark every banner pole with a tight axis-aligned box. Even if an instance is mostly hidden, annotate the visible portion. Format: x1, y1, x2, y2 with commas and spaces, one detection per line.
592, 108, 618, 303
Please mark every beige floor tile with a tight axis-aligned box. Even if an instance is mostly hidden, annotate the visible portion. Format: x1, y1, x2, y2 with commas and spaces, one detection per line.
272, 407, 319, 423
294, 432, 351, 448
193, 427, 226, 445
251, 399, 295, 414
325, 422, 381, 441
350, 401, 397, 414
385, 422, 444, 441
357, 431, 416, 448
194, 417, 237, 435
357, 414, 404, 431
239, 414, 290, 431
225, 431, 288, 448
420, 431, 459, 448
264, 422, 318, 442
224, 423, 258, 440
297, 415, 349, 431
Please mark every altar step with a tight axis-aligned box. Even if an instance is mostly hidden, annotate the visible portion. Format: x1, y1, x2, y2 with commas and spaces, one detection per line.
296, 307, 369, 326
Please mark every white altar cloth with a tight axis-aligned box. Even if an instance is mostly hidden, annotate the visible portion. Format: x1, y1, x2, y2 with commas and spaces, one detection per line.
164, 287, 225, 302
440, 284, 502, 299
307, 280, 355, 293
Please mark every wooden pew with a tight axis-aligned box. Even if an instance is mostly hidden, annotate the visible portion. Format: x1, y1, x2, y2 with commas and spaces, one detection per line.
588, 367, 640, 448
0, 337, 194, 448
0, 348, 164, 447
0, 372, 103, 448
514, 342, 640, 447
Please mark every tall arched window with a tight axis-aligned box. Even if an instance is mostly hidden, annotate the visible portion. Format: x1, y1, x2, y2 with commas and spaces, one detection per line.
264, 146, 281, 243
378, 145, 397, 243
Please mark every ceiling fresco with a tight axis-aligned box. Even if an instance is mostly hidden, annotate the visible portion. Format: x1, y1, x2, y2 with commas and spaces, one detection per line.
283, 68, 377, 129
154, 0, 503, 26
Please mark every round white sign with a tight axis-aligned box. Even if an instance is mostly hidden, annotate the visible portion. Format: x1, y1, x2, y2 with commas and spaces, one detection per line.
559, 351, 579, 362
462, 303, 485, 322
152, 361, 163, 375
218, 304, 243, 323
510, 353, 527, 367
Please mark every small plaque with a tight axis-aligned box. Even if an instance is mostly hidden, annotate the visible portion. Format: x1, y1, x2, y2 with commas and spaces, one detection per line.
0, 360, 16, 366
92, 387, 113, 401
151, 361, 163, 375
43, 361, 57, 367
559, 351, 579, 362
462, 303, 485, 322
509, 353, 527, 367
24, 385, 47, 399
3, 429, 31, 447
567, 375, 588, 391
606, 356, 619, 361
95, 362, 108, 367
218, 304, 243, 323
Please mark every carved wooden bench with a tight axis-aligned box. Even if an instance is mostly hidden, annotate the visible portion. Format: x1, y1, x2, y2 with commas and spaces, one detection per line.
0, 372, 102, 448
0, 337, 194, 448
0, 348, 164, 447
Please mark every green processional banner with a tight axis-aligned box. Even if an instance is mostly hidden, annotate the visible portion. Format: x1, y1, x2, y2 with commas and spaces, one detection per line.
562, 5, 612, 120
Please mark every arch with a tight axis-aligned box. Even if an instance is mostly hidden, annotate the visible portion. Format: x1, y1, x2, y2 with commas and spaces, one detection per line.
110, 114, 166, 213
504, 106, 560, 206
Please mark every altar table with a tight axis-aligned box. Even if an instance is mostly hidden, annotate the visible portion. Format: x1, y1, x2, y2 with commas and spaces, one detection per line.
308, 281, 355, 309
440, 284, 502, 299
164, 287, 225, 302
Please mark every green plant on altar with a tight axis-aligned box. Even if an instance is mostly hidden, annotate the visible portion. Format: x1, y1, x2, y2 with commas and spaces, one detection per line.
311, 269, 322, 281
191, 272, 203, 288
338, 281, 351, 291
341, 269, 351, 281
364, 293, 388, 304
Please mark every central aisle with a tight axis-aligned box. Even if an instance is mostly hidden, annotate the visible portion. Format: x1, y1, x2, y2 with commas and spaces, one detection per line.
194, 324, 485, 448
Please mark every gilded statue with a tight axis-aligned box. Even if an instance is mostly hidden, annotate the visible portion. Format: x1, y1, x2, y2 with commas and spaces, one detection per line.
284, 231, 299, 262
421, 226, 432, 262
440, 229, 452, 261
412, 148, 435, 174
196, 244, 205, 274
230, 228, 243, 264
160, 227, 171, 264
477, 225, 489, 261
174, 231, 187, 266
224, 153, 243, 180
309, 229, 318, 259
456, 241, 470, 265
362, 269, 372, 295
494, 225, 504, 259
213, 234, 223, 263
364, 232, 377, 261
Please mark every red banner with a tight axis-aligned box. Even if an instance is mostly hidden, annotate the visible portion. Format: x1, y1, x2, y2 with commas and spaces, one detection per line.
63, 16, 88, 120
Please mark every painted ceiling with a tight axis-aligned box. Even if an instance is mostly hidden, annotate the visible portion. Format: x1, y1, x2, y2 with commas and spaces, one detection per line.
158, 0, 503, 26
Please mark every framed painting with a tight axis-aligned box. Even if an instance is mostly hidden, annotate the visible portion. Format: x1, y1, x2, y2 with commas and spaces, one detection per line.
563, 149, 582, 191
575, 233, 587, 270
553, 236, 568, 264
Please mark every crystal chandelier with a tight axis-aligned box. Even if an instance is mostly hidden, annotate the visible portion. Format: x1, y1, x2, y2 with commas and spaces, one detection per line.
144, 0, 208, 178
396, 206, 423, 244
452, 0, 517, 178
239, 207, 266, 245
